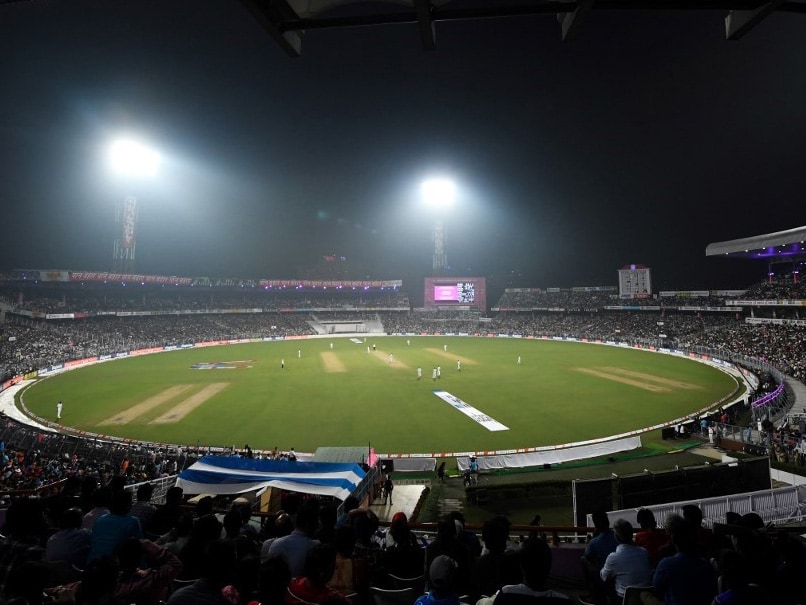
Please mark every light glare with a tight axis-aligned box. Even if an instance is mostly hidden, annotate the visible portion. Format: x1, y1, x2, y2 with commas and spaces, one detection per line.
421, 178, 456, 208
109, 139, 160, 177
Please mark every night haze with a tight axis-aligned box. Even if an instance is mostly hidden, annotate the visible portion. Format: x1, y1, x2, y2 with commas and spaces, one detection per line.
2, 1, 805, 300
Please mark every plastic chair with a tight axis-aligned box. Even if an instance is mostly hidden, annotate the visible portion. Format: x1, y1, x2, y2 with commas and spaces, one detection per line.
369, 585, 415, 605
387, 573, 425, 595
622, 585, 654, 605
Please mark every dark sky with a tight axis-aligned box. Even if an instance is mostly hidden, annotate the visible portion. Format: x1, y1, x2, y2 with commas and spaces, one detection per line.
1, 1, 804, 294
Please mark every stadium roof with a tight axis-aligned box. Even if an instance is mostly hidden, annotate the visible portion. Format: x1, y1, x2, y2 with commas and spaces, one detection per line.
240, 0, 806, 56
705, 226, 806, 259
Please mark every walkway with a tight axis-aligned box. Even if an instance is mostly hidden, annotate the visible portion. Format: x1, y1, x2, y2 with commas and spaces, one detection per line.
785, 375, 806, 416
370, 482, 429, 523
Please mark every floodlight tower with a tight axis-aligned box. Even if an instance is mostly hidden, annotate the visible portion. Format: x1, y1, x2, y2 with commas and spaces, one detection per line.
108, 139, 160, 274
421, 178, 456, 276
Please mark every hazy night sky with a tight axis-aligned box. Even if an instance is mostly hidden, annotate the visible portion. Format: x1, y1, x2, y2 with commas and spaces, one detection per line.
1, 1, 805, 295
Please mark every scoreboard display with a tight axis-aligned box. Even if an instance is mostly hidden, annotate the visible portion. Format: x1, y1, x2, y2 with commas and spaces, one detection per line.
424, 277, 487, 311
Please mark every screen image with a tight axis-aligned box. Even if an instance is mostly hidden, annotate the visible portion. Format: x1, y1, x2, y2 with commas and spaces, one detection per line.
458, 282, 475, 303
434, 285, 459, 301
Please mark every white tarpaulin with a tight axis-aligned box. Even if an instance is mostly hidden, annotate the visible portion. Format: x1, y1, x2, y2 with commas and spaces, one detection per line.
456, 436, 642, 470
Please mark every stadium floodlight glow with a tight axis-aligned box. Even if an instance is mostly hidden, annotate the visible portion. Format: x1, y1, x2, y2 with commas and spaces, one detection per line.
420, 178, 456, 210
420, 177, 456, 276
109, 139, 160, 177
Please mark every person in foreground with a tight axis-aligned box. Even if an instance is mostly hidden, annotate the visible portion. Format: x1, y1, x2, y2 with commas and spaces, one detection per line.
416, 555, 470, 605
476, 537, 569, 605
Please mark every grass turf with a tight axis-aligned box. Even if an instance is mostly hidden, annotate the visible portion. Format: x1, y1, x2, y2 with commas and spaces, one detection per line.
19, 336, 740, 454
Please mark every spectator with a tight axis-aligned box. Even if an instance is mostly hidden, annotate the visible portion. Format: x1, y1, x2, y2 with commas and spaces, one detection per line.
650, 516, 717, 605
599, 519, 651, 602
129, 482, 157, 533
476, 537, 569, 605
285, 543, 351, 605
45, 507, 92, 569
87, 489, 142, 563
0, 498, 48, 595
633, 508, 667, 569
578, 510, 617, 605
248, 556, 292, 605
267, 499, 321, 577
115, 538, 183, 604
415, 555, 469, 605
168, 539, 237, 605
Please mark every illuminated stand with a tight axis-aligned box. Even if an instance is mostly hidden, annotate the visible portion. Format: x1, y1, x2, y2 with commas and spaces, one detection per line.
108, 139, 160, 274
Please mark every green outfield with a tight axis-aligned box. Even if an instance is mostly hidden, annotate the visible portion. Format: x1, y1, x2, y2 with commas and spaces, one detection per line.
19, 336, 741, 455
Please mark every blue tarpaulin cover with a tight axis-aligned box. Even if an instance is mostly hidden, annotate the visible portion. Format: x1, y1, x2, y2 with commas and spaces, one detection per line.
175, 455, 366, 500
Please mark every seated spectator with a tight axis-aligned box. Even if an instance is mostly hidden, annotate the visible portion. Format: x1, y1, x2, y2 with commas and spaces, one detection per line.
0, 498, 48, 595
116, 538, 183, 604
82, 487, 112, 531
599, 519, 651, 602
179, 513, 224, 580
650, 516, 717, 605
168, 539, 238, 605
74, 557, 120, 605
452, 512, 482, 558
45, 507, 92, 569
578, 510, 617, 605
474, 515, 521, 599
247, 556, 292, 605
416, 555, 469, 605
633, 508, 667, 569
261, 513, 294, 561
681, 504, 714, 559
285, 543, 351, 605
425, 514, 474, 597
477, 537, 569, 605
379, 512, 425, 580
4, 561, 53, 605
267, 500, 321, 578
162, 512, 194, 555
352, 509, 382, 581
327, 524, 364, 596
87, 489, 142, 563
713, 549, 773, 605
315, 502, 337, 546
147, 485, 184, 537
129, 483, 157, 533
773, 533, 806, 605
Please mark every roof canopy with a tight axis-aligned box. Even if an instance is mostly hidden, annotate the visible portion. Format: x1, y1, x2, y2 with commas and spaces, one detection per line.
175, 455, 366, 500
705, 226, 806, 259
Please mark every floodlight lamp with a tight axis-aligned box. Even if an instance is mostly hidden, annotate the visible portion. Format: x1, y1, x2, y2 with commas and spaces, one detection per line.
109, 139, 160, 177
421, 178, 456, 209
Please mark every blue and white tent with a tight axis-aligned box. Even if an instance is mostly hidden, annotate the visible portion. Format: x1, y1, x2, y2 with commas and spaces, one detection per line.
175, 456, 366, 500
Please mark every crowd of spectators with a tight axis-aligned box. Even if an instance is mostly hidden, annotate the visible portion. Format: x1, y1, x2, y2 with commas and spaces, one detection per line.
0, 417, 189, 493
0, 477, 574, 605
682, 323, 806, 382
1, 468, 804, 605
493, 289, 736, 310
0, 284, 410, 315
0, 314, 317, 381
579, 505, 805, 605
738, 278, 806, 301
4, 305, 806, 385
494, 289, 616, 310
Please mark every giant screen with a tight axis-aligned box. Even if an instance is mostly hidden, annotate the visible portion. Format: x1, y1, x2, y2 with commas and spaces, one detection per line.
424, 277, 487, 311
